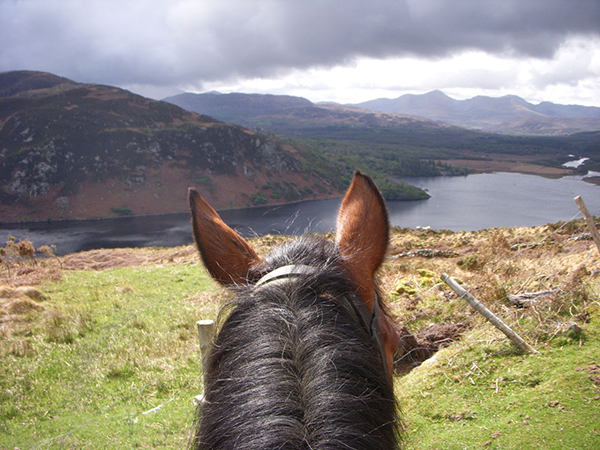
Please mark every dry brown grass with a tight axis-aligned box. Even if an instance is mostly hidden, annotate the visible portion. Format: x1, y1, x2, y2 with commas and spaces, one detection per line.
1, 244, 200, 287
1, 237, 63, 287
0, 285, 48, 315
383, 220, 599, 349
0, 264, 63, 287
0, 284, 47, 357
61, 245, 198, 271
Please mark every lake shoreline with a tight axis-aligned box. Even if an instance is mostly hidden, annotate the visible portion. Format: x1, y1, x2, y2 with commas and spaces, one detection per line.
0, 193, 349, 227
583, 176, 600, 186
2, 171, 598, 256
439, 156, 574, 178
1, 165, 595, 226
1, 177, 434, 226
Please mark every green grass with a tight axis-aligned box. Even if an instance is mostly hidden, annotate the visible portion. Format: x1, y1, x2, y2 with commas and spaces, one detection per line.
1, 263, 220, 449
2, 227, 599, 449
396, 315, 600, 450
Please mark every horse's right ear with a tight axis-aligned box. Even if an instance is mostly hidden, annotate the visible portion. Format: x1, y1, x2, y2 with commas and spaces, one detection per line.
189, 188, 263, 286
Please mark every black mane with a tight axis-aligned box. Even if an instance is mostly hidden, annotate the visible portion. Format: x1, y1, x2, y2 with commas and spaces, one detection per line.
191, 237, 400, 449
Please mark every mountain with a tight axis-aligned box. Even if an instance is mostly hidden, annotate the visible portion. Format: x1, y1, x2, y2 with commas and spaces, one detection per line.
164, 92, 313, 126
355, 91, 600, 135
164, 91, 452, 132
164, 92, 481, 177
0, 71, 347, 222
164, 91, 600, 178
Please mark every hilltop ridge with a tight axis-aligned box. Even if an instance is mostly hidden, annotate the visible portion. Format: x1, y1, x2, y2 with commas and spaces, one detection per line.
164, 90, 454, 132
0, 71, 346, 222
164, 90, 600, 177
355, 90, 600, 135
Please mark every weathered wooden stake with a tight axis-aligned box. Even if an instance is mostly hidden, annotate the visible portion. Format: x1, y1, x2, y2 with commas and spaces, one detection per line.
196, 319, 215, 368
441, 273, 538, 354
194, 319, 215, 405
574, 195, 600, 255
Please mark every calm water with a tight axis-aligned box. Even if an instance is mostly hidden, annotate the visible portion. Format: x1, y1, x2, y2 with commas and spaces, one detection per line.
391, 172, 599, 230
0, 172, 598, 255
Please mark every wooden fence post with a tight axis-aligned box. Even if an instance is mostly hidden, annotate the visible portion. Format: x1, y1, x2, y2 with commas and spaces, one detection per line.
195, 319, 215, 405
574, 195, 600, 255
196, 319, 215, 368
441, 273, 538, 354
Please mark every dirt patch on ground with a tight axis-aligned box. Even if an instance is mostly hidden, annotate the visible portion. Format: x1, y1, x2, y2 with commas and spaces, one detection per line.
417, 322, 467, 348
394, 322, 467, 374
576, 363, 600, 374
576, 363, 600, 385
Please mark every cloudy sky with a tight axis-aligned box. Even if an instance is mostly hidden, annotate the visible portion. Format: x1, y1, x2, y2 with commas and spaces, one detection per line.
2, 0, 600, 106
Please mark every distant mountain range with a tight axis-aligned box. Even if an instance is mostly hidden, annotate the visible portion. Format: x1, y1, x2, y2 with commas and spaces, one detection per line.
164, 92, 313, 127
163, 92, 456, 135
164, 90, 600, 178
354, 90, 600, 136
0, 71, 348, 222
164, 90, 600, 137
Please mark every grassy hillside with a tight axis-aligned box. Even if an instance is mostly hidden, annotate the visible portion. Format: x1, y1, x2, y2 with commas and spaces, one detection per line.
1, 221, 599, 449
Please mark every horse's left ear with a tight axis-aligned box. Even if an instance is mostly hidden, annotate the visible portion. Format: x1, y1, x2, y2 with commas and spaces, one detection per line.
336, 171, 389, 303
189, 188, 263, 286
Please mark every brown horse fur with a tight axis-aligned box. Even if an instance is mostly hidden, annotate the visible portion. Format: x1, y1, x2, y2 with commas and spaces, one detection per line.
189, 190, 263, 285
335, 171, 401, 374
189, 170, 402, 449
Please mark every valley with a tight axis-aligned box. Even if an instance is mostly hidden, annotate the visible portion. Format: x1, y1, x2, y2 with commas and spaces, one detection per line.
2, 71, 599, 224
165, 91, 600, 181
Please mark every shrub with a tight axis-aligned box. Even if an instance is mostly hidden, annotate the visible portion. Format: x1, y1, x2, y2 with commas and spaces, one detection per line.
1, 237, 40, 276
250, 192, 267, 206
194, 174, 215, 192
457, 254, 484, 271
111, 207, 133, 216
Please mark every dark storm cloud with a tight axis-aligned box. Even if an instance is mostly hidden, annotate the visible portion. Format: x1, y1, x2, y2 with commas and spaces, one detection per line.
1, 0, 599, 89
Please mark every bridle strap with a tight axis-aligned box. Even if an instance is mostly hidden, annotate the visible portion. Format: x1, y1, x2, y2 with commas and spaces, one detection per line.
255, 264, 318, 287
254, 264, 387, 367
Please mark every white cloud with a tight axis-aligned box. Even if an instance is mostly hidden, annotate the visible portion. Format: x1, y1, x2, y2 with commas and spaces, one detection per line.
2, 1, 600, 106
193, 37, 600, 106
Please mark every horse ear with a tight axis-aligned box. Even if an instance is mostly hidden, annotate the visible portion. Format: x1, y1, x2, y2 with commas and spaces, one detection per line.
189, 188, 263, 286
336, 171, 390, 302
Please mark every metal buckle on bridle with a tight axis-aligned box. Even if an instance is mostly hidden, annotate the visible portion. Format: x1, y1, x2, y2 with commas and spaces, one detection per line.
254, 264, 387, 367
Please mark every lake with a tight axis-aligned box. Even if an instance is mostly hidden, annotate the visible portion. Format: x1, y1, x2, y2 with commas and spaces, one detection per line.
1, 172, 598, 255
